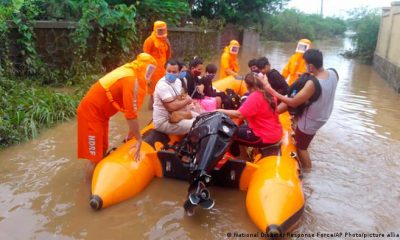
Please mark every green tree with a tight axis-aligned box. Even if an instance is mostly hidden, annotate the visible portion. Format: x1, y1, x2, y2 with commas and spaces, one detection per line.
262, 9, 346, 41
106, 0, 189, 27
345, 7, 380, 63
191, 0, 288, 29
136, 0, 189, 26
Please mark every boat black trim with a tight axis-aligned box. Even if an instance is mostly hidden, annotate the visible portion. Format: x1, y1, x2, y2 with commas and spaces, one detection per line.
142, 129, 170, 150
212, 159, 247, 188
276, 204, 305, 234
158, 150, 191, 181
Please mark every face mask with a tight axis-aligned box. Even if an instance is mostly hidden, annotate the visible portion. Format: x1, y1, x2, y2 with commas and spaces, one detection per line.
165, 72, 178, 83
178, 71, 187, 79
204, 74, 215, 82
156, 27, 167, 38
230, 46, 239, 54
296, 43, 310, 53
193, 70, 202, 77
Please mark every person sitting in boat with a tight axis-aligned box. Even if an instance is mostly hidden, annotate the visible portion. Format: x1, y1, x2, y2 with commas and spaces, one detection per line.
282, 39, 312, 85
153, 59, 197, 135
216, 73, 282, 156
219, 40, 240, 78
200, 64, 218, 98
248, 59, 259, 73
175, 59, 189, 96
188, 63, 222, 111
266, 49, 338, 169
257, 57, 289, 96
185, 57, 204, 98
177, 60, 188, 91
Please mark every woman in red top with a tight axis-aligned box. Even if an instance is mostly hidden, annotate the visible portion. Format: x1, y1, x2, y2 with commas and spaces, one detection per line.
217, 73, 282, 154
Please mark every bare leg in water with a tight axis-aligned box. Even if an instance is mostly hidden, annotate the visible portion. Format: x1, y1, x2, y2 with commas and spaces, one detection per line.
297, 149, 312, 170
85, 161, 96, 182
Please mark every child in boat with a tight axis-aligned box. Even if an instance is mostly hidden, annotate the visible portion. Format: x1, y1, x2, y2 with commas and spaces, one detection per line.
177, 60, 188, 91
248, 59, 259, 73
187, 62, 222, 111
257, 57, 289, 96
198, 64, 222, 109
217, 73, 282, 155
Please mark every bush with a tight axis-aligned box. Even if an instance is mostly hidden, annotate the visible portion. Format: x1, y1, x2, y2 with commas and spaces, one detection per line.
69, 1, 138, 84
0, 0, 189, 86
344, 8, 380, 63
135, 0, 189, 27
0, 77, 80, 148
190, 0, 286, 30
262, 9, 346, 41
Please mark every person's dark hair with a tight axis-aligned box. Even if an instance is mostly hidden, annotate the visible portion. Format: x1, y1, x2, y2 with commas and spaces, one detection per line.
244, 72, 276, 111
303, 49, 323, 69
248, 59, 257, 68
189, 57, 203, 69
165, 58, 179, 69
256, 57, 270, 69
177, 59, 186, 71
205, 64, 217, 74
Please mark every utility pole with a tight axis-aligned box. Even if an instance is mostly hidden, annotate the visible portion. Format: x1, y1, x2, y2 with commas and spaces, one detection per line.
320, 0, 324, 17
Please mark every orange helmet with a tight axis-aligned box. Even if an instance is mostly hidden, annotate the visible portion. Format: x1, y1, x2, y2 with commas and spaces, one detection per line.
133, 53, 157, 82
153, 21, 167, 38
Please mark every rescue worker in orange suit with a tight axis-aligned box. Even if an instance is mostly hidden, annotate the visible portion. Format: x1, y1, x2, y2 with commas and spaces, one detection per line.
143, 20, 172, 109
77, 53, 157, 165
281, 39, 312, 85
219, 40, 240, 79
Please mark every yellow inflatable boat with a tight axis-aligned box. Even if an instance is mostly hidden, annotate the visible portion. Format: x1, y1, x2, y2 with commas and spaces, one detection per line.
90, 76, 304, 235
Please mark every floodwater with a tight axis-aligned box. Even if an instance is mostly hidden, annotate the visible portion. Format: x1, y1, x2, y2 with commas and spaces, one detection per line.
1, 38, 400, 239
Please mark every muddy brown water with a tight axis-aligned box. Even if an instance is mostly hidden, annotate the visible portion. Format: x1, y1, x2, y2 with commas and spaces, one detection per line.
1, 38, 400, 239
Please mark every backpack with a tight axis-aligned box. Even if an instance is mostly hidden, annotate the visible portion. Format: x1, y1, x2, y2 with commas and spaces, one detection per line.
287, 73, 321, 117
287, 68, 338, 116
220, 88, 241, 110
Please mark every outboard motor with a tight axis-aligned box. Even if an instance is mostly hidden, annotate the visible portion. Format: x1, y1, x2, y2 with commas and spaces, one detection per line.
182, 112, 237, 215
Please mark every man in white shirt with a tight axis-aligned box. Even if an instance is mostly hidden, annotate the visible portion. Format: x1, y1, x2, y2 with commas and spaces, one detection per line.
153, 59, 195, 135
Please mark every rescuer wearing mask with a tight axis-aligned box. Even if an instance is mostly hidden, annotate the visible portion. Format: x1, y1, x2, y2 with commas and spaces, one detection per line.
282, 39, 312, 85
143, 21, 172, 109
219, 40, 240, 79
77, 53, 157, 165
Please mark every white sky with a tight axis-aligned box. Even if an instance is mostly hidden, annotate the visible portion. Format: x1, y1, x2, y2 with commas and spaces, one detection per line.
287, 0, 393, 17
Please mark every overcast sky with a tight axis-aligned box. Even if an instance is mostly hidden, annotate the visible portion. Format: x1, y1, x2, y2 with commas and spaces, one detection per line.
287, 0, 393, 17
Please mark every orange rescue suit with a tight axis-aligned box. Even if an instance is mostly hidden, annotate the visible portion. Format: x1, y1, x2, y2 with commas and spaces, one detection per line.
77, 53, 156, 163
282, 39, 312, 85
143, 21, 172, 95
219, 40, 240, 79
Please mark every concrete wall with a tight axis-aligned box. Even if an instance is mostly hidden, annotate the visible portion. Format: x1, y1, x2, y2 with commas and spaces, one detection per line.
241, 29, 260, 54
1, 21, 259, 70
374, 1, 400, 92
149, 27, 221, 60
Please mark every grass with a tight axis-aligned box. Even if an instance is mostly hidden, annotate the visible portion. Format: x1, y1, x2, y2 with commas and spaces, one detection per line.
0, 77, 82, 148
